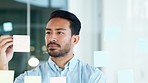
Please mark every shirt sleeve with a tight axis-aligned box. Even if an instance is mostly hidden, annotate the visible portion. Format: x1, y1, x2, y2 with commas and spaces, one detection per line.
14, 71, 27, 83
14, 67, 40, 83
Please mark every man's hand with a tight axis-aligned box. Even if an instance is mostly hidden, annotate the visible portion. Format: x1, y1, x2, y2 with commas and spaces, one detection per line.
0, 35, 14, 70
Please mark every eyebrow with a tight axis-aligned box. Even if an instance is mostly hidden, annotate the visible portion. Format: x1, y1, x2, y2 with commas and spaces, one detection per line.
46, 28, 66, 31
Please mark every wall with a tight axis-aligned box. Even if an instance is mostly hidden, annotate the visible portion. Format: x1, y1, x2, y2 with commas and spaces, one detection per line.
68, 0, 148, 83
68, 0, 102, 65
103, 0, 148, 83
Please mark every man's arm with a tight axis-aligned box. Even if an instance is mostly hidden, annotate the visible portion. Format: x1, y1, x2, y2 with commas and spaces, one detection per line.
0, 35, 14, 70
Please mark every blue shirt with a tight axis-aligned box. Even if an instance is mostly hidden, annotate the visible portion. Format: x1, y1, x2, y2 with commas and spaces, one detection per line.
14, 56, 106, 83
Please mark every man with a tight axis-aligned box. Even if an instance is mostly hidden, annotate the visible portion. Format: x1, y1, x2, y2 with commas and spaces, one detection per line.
0, 10, 106, 83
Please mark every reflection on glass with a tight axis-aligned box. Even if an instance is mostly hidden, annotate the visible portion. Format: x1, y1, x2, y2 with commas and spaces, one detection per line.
3, 22, 13, 32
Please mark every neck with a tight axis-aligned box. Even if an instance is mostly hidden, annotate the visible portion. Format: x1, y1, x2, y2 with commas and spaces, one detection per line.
51, 53, 73, 69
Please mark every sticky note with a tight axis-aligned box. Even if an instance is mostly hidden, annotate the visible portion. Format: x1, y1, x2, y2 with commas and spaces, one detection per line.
104, 26, 121, 41
24, 76, 41, 83
94, 51, 109, 67
50, 77, 66, 83
136, 38, 148, 53
13, 35, 30, 52
118, 69, 134, 83
0, 70, 14, 83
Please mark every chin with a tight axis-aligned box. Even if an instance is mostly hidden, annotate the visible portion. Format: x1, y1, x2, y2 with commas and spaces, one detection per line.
50, 54, 62, 57
48, 52, 60, 57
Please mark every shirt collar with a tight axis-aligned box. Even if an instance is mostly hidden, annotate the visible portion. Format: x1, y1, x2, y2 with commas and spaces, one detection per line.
48, 56, 78, 72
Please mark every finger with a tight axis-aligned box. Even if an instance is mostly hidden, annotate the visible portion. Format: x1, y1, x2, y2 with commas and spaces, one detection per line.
1, 42, 13, 52
0, 38, 13, 47
0, 35, 12, 42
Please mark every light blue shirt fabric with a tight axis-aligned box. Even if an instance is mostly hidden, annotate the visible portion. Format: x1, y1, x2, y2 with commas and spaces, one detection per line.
14, 56, 106, 83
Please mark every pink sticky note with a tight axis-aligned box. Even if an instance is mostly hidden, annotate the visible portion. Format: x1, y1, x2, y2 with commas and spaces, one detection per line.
13, 35, 30, 52
50, 77, 66, 83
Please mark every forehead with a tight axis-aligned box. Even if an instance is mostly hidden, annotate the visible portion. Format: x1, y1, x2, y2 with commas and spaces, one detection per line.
46, 18, 71, 30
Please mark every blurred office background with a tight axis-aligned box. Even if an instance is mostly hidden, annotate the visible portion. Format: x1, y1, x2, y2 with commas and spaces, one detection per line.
0, 0, 148, 83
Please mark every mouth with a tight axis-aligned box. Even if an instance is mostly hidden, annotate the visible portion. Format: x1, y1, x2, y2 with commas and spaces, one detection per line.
48, 44, 59, 48
47, 43, 60, 50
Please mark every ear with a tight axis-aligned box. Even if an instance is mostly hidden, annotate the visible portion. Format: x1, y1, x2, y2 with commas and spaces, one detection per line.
72, 35, 80, 45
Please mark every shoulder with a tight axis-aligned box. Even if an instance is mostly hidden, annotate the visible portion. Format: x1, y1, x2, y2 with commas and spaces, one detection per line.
78, 59, 101, 73
26, 62, 49, 75
78, 60, 106, 83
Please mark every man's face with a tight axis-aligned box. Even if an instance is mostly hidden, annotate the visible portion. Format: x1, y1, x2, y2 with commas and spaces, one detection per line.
45, 17, 74, 57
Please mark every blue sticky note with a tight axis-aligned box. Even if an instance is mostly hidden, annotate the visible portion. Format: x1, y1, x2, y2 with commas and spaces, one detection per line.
104, 26, 121, 41
118, 69, 134, 83
93, 51, 109, 67
137, 38, 148, 53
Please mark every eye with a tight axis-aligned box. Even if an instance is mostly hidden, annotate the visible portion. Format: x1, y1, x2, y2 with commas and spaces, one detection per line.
58, 32, 64, 34
46, 32, 51, 34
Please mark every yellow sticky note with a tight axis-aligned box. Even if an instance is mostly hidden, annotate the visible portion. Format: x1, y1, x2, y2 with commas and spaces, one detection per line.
0, 70, 14, 83
50, 77, 66, 83
24, 76, 41, 83
13, 35, 30, 52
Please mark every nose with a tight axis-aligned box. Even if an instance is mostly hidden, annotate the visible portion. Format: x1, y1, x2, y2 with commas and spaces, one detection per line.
50, 34, 57, 42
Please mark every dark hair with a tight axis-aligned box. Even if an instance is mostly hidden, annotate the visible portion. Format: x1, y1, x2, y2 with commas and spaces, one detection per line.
49, 10, 81, 35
